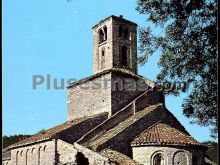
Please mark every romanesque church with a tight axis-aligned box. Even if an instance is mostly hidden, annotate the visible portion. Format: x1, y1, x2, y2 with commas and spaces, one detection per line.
3, 15, 210, 165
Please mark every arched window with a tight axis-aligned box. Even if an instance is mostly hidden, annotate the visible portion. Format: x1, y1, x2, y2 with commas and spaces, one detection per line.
99, 29, 104, 44
153, 153, 165, 165
119, 26, 123, 38
100, 48, 105, 69
20, 150, 23, 157
26, 149, 29, 165
32, 148, 36, 155
43, 145, 47, 152
38, 146, 42, 165
104, 26, 107, 41
121, 46, 128, 67
16, 151, 19, 165
124, 28, 130, 40
99, 26, 107, 44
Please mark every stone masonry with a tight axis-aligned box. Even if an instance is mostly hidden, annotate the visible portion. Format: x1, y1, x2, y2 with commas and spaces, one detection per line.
3, 15, 210, 165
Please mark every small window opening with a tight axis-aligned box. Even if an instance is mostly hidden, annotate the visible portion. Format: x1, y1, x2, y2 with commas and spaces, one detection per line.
104, 26, 107, 41
99, 29, 104, 44
121, 46, 128, 67
124, 28, 130, 40
119, 26, 123, 38
100, 49, 105, 69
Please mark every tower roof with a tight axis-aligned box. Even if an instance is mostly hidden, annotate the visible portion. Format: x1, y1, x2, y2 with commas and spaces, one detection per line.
92, 15, 138, 29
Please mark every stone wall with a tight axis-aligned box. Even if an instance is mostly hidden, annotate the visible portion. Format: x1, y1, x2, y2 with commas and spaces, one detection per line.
111, 73, 143, 114
112, 18, 137, 74
111, 72, 164, 114
67, 73, 111, 120
132, 146, 205, 165
67, 69, 164, 121
10, 140, 56, 165
57, 140, 77, 164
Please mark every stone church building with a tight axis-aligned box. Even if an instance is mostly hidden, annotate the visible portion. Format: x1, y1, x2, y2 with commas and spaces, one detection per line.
3, 15, 210, 165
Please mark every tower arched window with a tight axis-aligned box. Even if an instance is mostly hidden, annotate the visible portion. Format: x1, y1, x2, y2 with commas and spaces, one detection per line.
153, 153, 165, 165
99, 29, 104, 44
119, 26, 123, 38
120, 46, 128, 67
124, 28, 130, 40
99, 26, 107, 44
104, 26, 107, 41
100, 48, 105, 69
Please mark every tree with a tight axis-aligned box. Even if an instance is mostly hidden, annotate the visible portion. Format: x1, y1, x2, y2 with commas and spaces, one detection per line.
202, 141, 218, 163
136, 0, 217, 138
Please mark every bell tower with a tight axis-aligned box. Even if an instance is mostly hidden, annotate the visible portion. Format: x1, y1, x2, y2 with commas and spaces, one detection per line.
92, 15, 138, 74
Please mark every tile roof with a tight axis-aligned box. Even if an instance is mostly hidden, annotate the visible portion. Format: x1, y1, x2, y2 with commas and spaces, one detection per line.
131, 123, 205, 147
9, 115, 95, 148
83, 104, 163, 150
100, 149, 141, 165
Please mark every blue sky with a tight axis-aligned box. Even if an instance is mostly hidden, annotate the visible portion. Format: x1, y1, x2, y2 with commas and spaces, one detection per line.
3, 0, 214, 142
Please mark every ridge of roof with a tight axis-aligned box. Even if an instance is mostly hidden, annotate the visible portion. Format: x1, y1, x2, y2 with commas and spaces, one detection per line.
131, 122, 206, 148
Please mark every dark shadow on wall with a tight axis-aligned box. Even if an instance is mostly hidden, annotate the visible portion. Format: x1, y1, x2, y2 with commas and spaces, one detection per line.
75, 152, 89, 165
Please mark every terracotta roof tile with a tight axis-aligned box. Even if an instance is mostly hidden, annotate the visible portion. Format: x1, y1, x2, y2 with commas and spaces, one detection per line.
131, 123, 205, 147
9, 116, 92, 148
84, 104, 162, 149
100, 149, 141, 165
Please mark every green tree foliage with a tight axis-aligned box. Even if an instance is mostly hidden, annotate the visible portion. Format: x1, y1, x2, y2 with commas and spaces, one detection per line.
202, 141, 218, 163
3, 135, 31, 149
136, 0, 217, 138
